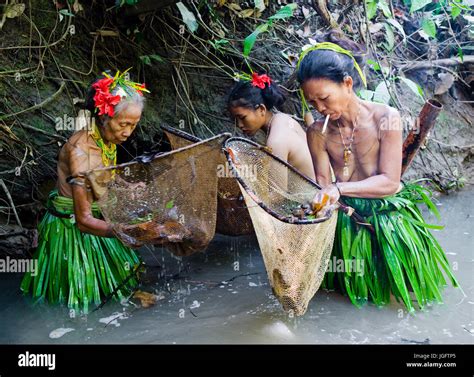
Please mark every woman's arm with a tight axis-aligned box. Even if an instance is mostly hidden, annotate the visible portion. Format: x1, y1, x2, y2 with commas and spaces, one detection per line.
66, 143, 115, 237
71, 184, 114, 237
307, 122, 332, 187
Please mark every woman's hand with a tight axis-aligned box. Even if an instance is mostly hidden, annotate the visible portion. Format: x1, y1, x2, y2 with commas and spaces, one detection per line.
311, 184, 340, 211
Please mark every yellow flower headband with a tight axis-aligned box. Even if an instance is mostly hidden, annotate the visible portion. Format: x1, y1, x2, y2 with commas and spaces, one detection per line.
297, 42, 367, 115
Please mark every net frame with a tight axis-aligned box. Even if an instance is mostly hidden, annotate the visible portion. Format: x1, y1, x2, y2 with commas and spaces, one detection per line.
73, 133, 231, 256
223, 137, 332, 225
161, 124, 255, 236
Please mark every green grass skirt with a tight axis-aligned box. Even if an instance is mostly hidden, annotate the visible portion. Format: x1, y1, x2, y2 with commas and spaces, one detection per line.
20, 190, 141, 314
323, 182, 460, 311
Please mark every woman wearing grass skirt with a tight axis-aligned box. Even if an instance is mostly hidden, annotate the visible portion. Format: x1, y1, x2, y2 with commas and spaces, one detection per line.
297, 34, 460, 312
21, 70, 149, 314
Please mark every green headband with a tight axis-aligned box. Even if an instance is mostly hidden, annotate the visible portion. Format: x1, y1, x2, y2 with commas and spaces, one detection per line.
297, 42, 367, 117
297, 42, 367, 87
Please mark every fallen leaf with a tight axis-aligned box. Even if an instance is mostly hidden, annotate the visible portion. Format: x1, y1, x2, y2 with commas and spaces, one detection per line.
434, 72, 455, 95
302, 6, 310, 19
239, 9, 255, 18
369, 22, 384, 34
303, 24, 311, 37
227, 3, 242, 11
5, 3, 26, 18
133, 290, 161, 308
73, 0, 83, 12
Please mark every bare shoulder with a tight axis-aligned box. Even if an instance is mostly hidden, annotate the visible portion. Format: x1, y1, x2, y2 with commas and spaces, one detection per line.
367, 101, 400, 123
272, 112, 299, 129
306, 119, 326, 137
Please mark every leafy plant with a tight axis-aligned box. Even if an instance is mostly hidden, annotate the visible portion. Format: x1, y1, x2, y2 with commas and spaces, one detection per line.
243, 4, 297, 57
366, 0, 472, 44
139, 54, 164, 66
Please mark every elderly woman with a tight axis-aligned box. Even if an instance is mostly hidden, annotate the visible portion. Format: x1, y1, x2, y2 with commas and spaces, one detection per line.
297, 37, 460, 311
21, 71, 148, 314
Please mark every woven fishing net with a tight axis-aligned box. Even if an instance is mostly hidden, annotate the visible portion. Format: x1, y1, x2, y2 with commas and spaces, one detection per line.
81, 134, 229, 257
224, 137, 338, 316
162, 125, 254, 236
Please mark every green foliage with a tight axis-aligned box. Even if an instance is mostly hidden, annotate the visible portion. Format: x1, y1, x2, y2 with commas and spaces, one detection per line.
366, 0, 471, 42
421, 18, 437, 39
243, 4, 297, 57
410, 0, 432, 13
117, 0, 140, 6
208, 39, 230, 54
139, 54, 164, 66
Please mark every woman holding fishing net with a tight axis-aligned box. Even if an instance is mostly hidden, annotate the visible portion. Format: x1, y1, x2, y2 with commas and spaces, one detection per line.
297, 34, 460, 311
20, 70, 158, 314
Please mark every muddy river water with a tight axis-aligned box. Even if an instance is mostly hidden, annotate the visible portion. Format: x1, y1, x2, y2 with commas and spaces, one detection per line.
0, 189, 472, 344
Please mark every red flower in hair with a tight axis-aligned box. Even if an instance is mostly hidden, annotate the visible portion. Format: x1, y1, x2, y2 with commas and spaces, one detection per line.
93, 91, 121, 117
92, 78, 114, 93
251, 72, 271, 89
92, 77, 121, 117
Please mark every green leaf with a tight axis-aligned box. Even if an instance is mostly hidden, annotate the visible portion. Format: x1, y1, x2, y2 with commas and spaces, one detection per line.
366, 0, 378, 20
378, 0, 392, 17
399, 77, 425, 99
421, 18, 437, 38
386, 18, 407, 45
243, 23, 269, 57
374, 81, 391, 104
366, 58, 381, 71
410, 0, 432, 13
140, 54, 164, 65
269, 3, 297, 20
165, 199, 175, 209
139, 55, 151, 65
450, 5, 461, 19
59, 9, 75, 17
176, 2, 198, 33
457, 47, 464, 62
382, 23, 395, 52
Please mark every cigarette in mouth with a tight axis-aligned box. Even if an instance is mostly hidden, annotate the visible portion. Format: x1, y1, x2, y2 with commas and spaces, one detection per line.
322, 114, 330, 134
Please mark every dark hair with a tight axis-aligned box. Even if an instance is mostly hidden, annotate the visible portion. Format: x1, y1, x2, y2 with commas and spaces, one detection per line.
227, 80, 286, 111
297, 32, 367, 90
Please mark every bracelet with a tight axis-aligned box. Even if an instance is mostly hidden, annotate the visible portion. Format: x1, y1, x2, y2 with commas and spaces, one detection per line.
334, 182, 342, 196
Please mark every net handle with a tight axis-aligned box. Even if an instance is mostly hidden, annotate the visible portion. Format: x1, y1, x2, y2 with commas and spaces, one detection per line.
224, 137, 374, 232
161, 124, 201, 143
66, 132, 232, 181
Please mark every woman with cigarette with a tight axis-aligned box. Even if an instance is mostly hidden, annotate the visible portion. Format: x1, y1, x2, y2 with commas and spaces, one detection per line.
297, 34, 460, 311
228, 72, 315, 181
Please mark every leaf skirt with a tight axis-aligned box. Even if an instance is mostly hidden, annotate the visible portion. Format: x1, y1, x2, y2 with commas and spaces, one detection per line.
20, 190, 141, 314
323, 182, 460, 311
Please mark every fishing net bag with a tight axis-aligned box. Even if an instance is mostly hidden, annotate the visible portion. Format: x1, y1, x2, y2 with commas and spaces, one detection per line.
224, 137, 338, 316
162, 125, 254, 236
78, 134, 230, 257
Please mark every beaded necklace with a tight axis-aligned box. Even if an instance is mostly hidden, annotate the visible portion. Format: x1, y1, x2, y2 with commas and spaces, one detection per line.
90, 122, 117, 167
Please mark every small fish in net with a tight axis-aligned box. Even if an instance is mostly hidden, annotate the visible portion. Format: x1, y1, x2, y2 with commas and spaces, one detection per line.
81, 134, 230, 257
224, 137, 341, 316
